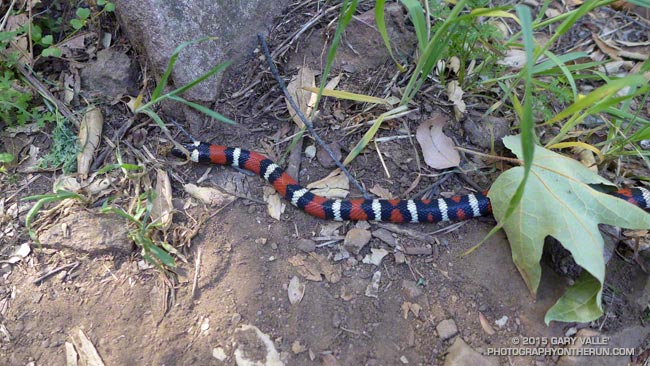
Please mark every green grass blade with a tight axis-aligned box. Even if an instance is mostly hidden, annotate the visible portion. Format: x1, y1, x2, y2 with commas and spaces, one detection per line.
312, 0, 358, 118
541, 51, 579, 101
150, 37, 217, 101
167, 95, 236, 125
302, 86, 390, 105
545, 75, 647, 126
532, 52, 589, 74
399, 0, 428, 53
375, 0, 405, 72
342, 106, 408, 166
168, 60, 232, 98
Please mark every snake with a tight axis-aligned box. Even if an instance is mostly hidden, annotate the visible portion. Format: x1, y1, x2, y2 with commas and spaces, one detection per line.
171, 141, 650, 223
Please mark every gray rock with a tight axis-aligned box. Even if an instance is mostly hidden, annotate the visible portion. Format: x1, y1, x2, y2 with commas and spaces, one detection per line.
317, 142, 342, 169
296, 238, 316, 253
289, 4, 414, 73
462, 112, 509, 150
81, 49, 139, 98
437, 319, 459, 341
372, 228, 396, 247
444, 337, 498, 366
558, 327, 650, 366
343, 228, 372, 255
38, 210, 133, 255
114, 0, 291, 102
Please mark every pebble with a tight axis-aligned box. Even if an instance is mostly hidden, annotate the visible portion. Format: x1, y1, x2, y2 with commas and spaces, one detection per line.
437, 319, 459, 341
444, 337, 498, 366
317, 142, 343, 168
296, 239, 316, 253
372, 228, 397, 247
212, 347, 227, 361
343, 228, 372, 255
401, 280, 423, 301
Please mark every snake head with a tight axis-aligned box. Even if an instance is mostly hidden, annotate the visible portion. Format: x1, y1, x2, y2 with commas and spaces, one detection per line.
170, 141, 209, 162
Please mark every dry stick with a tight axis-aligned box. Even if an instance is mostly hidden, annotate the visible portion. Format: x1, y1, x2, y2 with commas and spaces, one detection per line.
33, 261, 79, 284
15, 63, 79, 127
257, 33, 370, 199
191, 246, 202, 299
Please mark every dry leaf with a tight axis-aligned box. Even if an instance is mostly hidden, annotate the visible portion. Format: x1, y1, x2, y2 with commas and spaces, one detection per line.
69, 327, 106, 366
497, 49, 527, 69
288, 276, 305, 305
362, 248, 389, 266
77, 107, 103, 179
592, 33, 622, 61
479, 312, 496, 335
306, 169, 349, 199
370, 184, 393, 199
446, 80, 466, 119
449, 56, 460, 74
263, 186, 284, 220
415, 114, 460, 169
286, 67, 317, 128
65, 342, 78, 366
288, 253, 341, 283
151, 169, 173, 230
184, 183, 236, 206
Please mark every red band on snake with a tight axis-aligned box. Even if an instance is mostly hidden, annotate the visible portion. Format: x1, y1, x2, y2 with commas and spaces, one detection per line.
171, 142, 650, 223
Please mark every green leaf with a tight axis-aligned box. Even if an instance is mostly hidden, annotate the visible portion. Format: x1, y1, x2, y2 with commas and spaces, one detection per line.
70, 19, 84, 30
40, 35, 53, 46
76, 8, 91, 20
97, 0, 106, 5
167, 95, 236, 125
41, 46, 62, 58
489, 135, 650, 324
399, 0, 428, 53
544, 272, 602, 324
104, 3, 115, 12
375, 0, 405, 72
0, 153, 14, 163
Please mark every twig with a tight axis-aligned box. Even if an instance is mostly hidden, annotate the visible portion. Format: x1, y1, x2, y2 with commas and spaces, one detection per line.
258, 33, 370, 199
191, 246, 201, 299
455, 146, 521, 165
33, 261, 79, 284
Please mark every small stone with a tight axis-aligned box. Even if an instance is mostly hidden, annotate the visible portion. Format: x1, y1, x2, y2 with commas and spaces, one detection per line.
444, 337, 498, 366
231, 313, 241, 324
401, 280, 423, 301
344, 228, 372, 255
305, 145, 316, 159
494, 316, 508, 328
372, 228, 397, 247
362, 248, 389, 266
400, 355, 409, 364
212, 347, 227, 361
365, 271, 381, 298
317, 142, 342, 169
292, 340, 306, 354
394, 251, 406, 264
436, 319, 458, 341
255, 238, 267, 245
81, 49, 139, 98
296, 239, 316, 253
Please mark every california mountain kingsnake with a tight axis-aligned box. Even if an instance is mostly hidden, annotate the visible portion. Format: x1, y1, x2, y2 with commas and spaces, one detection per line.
171, 142, 650, 223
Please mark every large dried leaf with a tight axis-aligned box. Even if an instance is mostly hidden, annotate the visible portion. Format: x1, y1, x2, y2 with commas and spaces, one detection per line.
69, 327, 105, 366
285, 67, 317, 128
446, 80, 466, 119
288, 276, 305, 305
77, 107, 103, 178
415, 114, 460, 169
151, 169, 173, 230
184, 184, 236, 206
263, 186, 285, 220
306, 169, 349, 199
489, 135, 650, 324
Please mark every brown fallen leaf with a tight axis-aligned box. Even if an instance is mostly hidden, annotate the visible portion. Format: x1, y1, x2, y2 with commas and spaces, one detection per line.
592, 33, 622, 61
184, 183, 236, 206
306, 169, 349, 199
497, 48, 527, 69
288, 253, 341, 283
285, 66, 317, 128
288, 276, 305, 305
446, 80, 466, 120
263, 186, 285, 220
77, 107, 103, 179
479, 312, 496, 335
369, 184, 393, 199
151, 169, 173, 230
415, 114, 460, 170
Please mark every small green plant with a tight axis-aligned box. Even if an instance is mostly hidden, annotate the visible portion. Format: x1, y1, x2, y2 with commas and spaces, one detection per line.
39, 119, 78, 174
0, 70, 57, 126
0, 153, 13, 173
22, 190, 86, 241
101, 191, 179, 270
